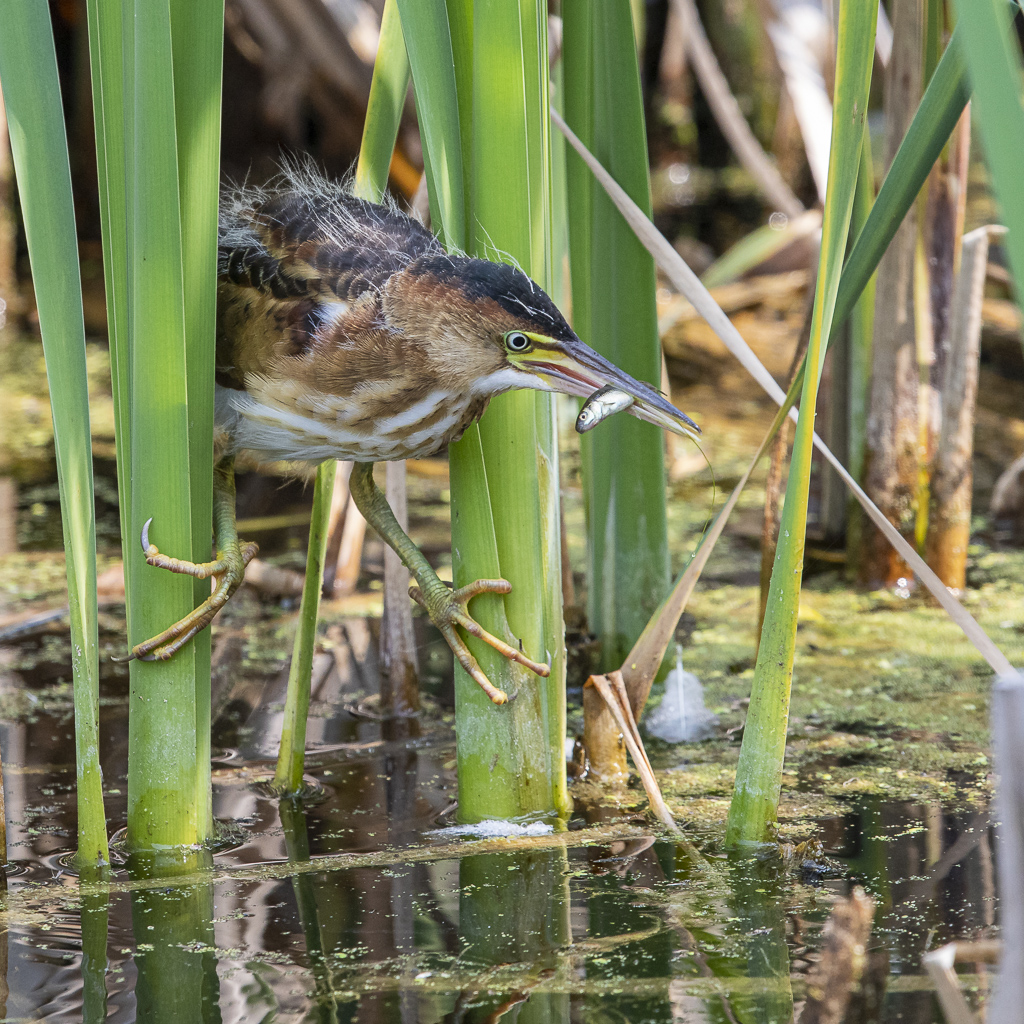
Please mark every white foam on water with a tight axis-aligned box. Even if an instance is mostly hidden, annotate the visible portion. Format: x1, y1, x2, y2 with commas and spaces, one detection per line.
429, 820, 554, 839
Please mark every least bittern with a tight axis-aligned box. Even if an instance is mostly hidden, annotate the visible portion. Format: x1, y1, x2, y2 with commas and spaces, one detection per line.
130, 166, 700, 702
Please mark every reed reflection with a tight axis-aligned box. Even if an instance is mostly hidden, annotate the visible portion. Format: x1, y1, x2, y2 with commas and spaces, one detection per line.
128, 851, 221, 1024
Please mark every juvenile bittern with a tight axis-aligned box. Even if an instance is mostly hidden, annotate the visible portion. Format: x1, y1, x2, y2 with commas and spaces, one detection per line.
130, 166, 700, 703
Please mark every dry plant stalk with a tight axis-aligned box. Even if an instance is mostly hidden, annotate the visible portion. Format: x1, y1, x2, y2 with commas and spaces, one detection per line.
585, 671, 678, 832
860, 0, 923, 589
923, 941, 999, 1024
582, 682, 628, 783
380, 460, 419, 714
926, 226, 1000, 591
919, 106, 971, 548
798, 887, 878, 1024
322, 460, 352, 594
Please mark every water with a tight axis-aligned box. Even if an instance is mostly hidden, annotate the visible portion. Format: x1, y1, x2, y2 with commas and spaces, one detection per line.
0, 616, 999, 1022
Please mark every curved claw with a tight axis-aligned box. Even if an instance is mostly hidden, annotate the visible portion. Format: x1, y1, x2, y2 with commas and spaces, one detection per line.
120, 526, 257, 663
140, 517, 154, 554
409, 577, 550, 704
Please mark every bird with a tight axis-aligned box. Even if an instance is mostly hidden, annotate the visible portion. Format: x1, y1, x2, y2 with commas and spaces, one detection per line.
129, 164, 701, 704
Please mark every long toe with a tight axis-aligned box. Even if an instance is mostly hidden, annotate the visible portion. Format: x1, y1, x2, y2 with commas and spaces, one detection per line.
415, 577, 550, 699
440, 623, 509, 704
126, 538, 255, 662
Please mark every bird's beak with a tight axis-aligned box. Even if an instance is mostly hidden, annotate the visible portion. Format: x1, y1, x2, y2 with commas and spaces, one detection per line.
512, 336, 701, 440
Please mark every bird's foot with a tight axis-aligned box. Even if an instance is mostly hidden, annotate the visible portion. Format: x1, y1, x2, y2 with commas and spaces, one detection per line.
409, 577, 550, 704
121, 518, 258, 662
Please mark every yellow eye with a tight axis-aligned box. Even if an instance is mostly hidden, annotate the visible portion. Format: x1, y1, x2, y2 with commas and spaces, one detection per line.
505, 331, 531, 353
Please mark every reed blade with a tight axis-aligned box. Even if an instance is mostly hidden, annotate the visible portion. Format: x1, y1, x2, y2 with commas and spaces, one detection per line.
725, 0, 878, 848
403, 0, 570, 821
0, 3, 109, 868
170, 0, 224, 841
563, 0, 671, 672
949, 0, 1024, 316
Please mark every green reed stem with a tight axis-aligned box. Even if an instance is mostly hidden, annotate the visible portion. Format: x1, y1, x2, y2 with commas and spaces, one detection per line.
170, 0, 224, 842
444, 0, 569, 821
124, 0, 202, 851
0, 2, 110, 868
563, 0, 670, 671
726, 0, 877, 848
272, 460, 336, 795
273, 0, 407, 796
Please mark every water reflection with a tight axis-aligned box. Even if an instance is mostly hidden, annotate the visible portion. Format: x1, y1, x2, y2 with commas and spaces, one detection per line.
0, 619, 1002, 1021
129, 853, 221, 1024
457, 850, 570, 1022
81, 872, 109, 1024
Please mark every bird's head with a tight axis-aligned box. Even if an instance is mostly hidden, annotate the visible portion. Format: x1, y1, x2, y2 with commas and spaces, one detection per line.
385, 254, 701, 440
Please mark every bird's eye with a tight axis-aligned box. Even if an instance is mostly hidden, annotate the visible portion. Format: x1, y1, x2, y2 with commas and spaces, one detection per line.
504, 331, 532, 353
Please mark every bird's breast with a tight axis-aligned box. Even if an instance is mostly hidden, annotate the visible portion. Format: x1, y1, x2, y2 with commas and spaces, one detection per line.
215, 381, 487, 465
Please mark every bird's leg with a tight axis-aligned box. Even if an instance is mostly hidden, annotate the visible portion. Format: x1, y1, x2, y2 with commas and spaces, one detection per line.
347, 462, 549, 704
126, 458, 258, 662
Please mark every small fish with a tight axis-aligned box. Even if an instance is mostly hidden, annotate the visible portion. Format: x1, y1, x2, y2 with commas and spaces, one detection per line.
575, 385, 636, 434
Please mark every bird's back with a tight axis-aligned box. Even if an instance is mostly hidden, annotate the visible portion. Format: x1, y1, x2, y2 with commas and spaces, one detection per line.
218, 167, 442, 308
213, 167, 487, 465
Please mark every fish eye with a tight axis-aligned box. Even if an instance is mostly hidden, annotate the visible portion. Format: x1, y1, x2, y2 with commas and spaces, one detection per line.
504, 331, 532, 353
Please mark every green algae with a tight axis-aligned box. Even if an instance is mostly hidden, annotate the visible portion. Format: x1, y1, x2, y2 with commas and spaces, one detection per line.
576, 548, 1024, 837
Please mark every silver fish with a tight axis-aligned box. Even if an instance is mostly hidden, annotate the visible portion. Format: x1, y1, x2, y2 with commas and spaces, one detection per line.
575, 385, 636, 434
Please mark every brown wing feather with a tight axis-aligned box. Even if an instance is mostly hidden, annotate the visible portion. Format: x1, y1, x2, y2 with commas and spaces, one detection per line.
218, 167, 441, 304
216, 166, 442, 391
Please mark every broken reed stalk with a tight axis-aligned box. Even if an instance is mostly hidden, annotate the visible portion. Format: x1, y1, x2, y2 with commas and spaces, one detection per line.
925, 226, 998, 591
917, 101, 971, 552
586, 672, 678, 833
333, 493, 366, 596
859, 0, 923, 590
582, 682, 628, 784
322, 461, 352, 595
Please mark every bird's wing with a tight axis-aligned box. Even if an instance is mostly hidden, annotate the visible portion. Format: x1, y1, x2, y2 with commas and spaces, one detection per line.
219, 178, 442, 306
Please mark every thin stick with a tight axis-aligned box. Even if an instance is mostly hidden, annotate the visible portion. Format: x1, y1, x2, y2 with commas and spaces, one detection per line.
922, 943, 980, 1024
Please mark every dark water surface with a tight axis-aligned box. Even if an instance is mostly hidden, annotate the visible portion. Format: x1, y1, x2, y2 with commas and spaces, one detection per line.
0, 617, 997, 1023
